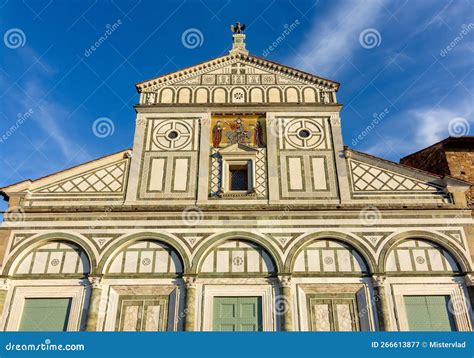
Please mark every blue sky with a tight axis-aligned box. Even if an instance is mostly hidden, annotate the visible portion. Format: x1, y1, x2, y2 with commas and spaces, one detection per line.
0, 0, 473, 194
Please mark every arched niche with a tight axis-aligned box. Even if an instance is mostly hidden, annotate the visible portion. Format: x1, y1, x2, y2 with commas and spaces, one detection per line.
159, 88, 174, 103
385, 238, 461, 274
293, 239, 369, 276
198, 239, 276, 276
177, 87, 191, 103
13, 240, 90, 277
106, 240, 183, 276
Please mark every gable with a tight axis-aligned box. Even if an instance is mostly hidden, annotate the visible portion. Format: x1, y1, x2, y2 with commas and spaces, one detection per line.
346, 150, 449, 202
1, 150, 131, 207
137, 54, 339, 105
35, 160, 128, 194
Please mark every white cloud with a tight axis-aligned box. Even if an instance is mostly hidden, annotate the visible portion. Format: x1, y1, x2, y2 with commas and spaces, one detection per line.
359, 101, 473, 160
286, 1, 386, 76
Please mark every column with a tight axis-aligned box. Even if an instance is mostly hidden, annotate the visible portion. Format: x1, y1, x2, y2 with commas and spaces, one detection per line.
0, 278, 10, 321
183, 276, 197, 331
85, 276, 103, 331
372, 275, 391, 331
464, 274, 474, 311
279, 275, 293, 331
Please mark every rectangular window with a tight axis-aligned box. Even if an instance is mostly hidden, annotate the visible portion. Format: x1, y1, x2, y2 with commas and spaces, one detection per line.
19, 298, 71, 331
308, 296, 360, 331
213, 296, 262, 331
116, 297, 168, 331
229, 165, 249, 191
404, 295, 457, 331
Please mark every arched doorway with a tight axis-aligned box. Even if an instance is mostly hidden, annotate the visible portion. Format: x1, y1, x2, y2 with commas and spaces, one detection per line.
289, 238, 376, 331
3, 240, 91, 331
100, 239, 185, 332
195, 238, 279, 331
384, 238, 472, 331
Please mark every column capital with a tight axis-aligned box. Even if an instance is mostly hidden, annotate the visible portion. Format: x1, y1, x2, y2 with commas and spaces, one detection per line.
464, 273, 474, 286
0, 278, 10, 290
184, 275, 197, 289
330, 112, 341, 126
372, 275, 387, 287
87, 276, 103, 289
278, 275, 292, 288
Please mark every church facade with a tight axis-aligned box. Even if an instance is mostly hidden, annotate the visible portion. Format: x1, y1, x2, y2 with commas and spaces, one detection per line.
0, 28, 473, 332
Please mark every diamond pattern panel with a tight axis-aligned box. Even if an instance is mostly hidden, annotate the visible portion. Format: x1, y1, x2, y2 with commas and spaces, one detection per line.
350, 161, 439, 192
39, 161, 126, 193
210, 149, 222, 197
255, 149, 267, 196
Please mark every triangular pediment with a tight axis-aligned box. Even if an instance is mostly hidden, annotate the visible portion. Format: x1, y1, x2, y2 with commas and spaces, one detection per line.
136, 53, 339, 105
1, 150, 131, 198
219, 143, 258, 154
346, 149, 447, 196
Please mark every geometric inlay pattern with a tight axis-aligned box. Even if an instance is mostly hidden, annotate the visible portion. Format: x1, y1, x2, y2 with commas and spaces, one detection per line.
151, 119, 193, 150
200, 240, 275, 274
254, 148, 267, 196
350, 160, 441, 192
293, 240, 368, 274
284, 118, 325, 149
209, 148, 222, 197
38, 161, 127, 193
14, 241, 90, 276
386, 239, 460, 273
107, 240, 183, 275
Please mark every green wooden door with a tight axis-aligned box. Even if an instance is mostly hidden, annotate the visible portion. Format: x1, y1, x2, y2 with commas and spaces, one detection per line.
213, 297, 262, 331
404, 295, 457, 331
19, 298, 72, 331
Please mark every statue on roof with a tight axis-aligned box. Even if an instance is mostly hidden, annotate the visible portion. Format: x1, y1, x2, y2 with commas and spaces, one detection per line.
231, 22, 246, 34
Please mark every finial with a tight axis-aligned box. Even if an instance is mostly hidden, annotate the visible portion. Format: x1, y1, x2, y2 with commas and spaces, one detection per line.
229, 21, 248, 55
230, 22, 246, 34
